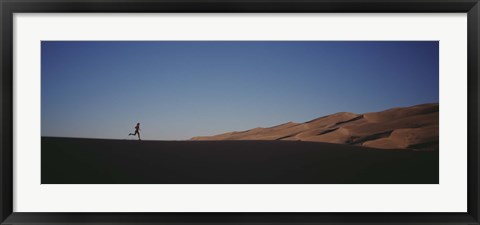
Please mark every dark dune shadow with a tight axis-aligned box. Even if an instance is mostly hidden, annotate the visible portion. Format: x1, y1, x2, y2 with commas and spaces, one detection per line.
41, 137, 439, 184
334, 115, 364, 126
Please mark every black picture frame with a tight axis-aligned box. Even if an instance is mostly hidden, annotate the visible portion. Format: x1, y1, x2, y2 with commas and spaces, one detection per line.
1, 0, 479, 224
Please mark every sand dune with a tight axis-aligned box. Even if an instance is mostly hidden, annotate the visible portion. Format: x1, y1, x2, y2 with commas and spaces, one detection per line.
191, 103, 439, 150
42, 137, 439, 184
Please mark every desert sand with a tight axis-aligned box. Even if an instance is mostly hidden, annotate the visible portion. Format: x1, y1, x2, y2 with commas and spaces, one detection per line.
191, 103, 439, 150
42, 137, 438, 184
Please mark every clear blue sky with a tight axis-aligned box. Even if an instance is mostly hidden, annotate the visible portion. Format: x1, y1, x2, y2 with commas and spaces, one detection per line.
41, 41, 438, 140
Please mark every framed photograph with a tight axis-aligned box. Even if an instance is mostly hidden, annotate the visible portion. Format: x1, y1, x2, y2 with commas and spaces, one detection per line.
1, 0, 479, 224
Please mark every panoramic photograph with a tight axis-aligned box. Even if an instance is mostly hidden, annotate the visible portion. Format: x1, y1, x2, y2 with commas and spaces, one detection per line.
41, 41, 439, 184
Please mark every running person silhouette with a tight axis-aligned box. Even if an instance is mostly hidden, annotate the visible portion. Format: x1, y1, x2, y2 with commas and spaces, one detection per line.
128, 122, 141, 140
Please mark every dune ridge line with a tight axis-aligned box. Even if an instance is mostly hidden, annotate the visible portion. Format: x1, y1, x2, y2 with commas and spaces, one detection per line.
191, 103, 439, 151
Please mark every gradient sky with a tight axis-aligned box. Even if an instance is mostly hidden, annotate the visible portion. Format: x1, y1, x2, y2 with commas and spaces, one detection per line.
41, 41, 439, 140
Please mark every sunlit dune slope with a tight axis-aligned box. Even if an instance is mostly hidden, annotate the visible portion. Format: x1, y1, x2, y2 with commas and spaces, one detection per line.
191, 103, 439, 150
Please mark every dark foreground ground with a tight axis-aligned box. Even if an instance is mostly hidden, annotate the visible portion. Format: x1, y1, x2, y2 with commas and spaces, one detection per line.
42, 137, 439, 184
